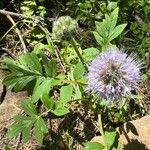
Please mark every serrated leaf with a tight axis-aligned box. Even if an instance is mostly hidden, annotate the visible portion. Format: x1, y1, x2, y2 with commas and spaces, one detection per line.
19, 53, 42, 73
107, 2, 118, 11
108, 24, 127, 42
3, 57, 41, 77
3, 53, 53, 94
110, 7, 119, 31
21, 100, 37, 116
104, 129, 117, 149
11, 115, 35, 143
95, 21, 107, 38
83, 47, 100, 61
93, 31, 105, 46
3, 73, 36, 92
13, 75, 36, 92
104, 14, 112, 35
14, 115, 33, 122
60, 84, 73, 104
6, 123, 23, 138
74, 84, 82, 99
53, 102, 69, 116
29, 53, 42, 73
3, 74, 21, 87
22, 121, 33, 143
83, 142, 104, 150
34, 117, 48, 145
41, 54, 57, 77
4, 59, 27, 74
41, 53, 52, 77
49, 59, 57, 78
41, 92, 55, 109
33, 43, 48, 54
73, 62, 85, 80
32, 78, 52, 102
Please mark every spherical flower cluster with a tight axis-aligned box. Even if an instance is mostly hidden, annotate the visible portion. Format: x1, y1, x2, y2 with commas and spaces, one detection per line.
86, 49, 141, 102
52, 16, 78, 40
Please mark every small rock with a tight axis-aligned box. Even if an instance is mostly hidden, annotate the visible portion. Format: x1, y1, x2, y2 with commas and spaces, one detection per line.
0, 91, 28, 129
118, 115, 150, 150
91, 116, 150, 150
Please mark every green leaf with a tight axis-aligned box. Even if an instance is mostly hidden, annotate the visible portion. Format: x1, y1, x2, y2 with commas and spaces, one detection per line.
53, 102, 69, 116
34, 117, 48, 145
60, 84, 73, 104
3, 52, 57, 94
74, 84, 82, 99
32, 78, 52, 102
73, 62, 86, 80
33, 43, 49, 54
93, 31, 105, 46
3, 53, 46, 92
21, 100, 37, 116
3, 73, 36, 92
49, 59, 57, 78
95, 21, 108, 38
22, 121, 33, 143
41, 53, 52, 77
13, 75, 36, 92
14, 115, 33, 122
104, 129, 117, 149
83, 48, 100, 61
107, 2, 118, 11
3, 74, 21, 87
6, 123, 23, 138
4, 145, 14, 150
109, 7, 119, 31
41, 92, 55, 109
42, 54, 57, 78
11, 115, 35, 143
108, 24, 127, 42
19, 53, 42, 74
83, 142, 104, 150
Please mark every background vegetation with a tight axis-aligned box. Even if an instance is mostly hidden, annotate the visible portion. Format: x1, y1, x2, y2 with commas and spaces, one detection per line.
0, 0, 149, 150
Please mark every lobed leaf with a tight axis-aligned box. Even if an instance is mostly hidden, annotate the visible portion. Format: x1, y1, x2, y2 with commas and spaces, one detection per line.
83, 47, 100, 61
73, 62, 86, 80
93, 31, 105, 46
32, 78, 52, 103
53, 102, 69, 116
34, 117, 48, 145
108, 24, 127, 42
41, 92, 55, 110
60, 84, 73, 104
83, 142, 104, 150
21, 100, 37, 116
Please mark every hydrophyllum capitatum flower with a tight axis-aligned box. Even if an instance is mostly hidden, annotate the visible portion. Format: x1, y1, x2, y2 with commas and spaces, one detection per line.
86, 50, 141, 102
52, 16, 78, 40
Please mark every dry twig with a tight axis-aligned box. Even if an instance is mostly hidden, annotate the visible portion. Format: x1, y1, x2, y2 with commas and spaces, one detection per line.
6, 15, 27, 53
0, 9, 23, 17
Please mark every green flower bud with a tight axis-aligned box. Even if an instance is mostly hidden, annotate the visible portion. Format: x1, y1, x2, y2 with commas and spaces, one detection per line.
52, 16, 78, 41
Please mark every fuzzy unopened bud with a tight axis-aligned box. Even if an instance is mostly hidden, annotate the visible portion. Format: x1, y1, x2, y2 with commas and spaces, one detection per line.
52, 16, 78, 40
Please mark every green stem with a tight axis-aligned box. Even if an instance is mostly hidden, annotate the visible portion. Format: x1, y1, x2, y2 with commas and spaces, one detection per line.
40, 109, 51, 117
97, 114, 108, 150
70, 37, 88, 71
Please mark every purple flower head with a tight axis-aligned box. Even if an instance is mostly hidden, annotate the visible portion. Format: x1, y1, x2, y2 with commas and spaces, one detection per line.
86, 49, 141, 102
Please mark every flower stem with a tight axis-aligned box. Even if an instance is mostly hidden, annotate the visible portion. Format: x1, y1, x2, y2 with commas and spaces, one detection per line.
97, 114, 108, 150
70, 37, 88, 71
